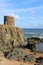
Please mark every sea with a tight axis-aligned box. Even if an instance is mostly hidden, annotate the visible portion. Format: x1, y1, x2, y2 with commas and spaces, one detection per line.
23, 29, 43, 52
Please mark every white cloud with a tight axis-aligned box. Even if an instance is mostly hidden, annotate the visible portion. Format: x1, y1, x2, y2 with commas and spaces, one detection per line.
31, 6, 43, 10
27, 9, 35, 14
0, 3, 12, 7
4, 13, 20, 21
0, 0, 11, 2
0, 5, 43, 15
24, 0, 39, 4
0, 0, 12, 8
27, 6, 43, 14
29, 17, 34, 20
40, 17, 43, 20
0, 8, 35, 14
11, 13, 20, 21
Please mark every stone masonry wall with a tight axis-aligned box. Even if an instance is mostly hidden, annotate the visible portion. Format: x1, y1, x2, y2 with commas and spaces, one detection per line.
4, 16, 14, 26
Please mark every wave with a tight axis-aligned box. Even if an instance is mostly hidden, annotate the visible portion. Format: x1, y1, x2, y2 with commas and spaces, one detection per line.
40, 33, 43, 35
25, 32, 38, 35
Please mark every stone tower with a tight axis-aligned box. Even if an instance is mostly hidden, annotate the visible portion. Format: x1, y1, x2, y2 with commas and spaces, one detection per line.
4, 16, 14, 26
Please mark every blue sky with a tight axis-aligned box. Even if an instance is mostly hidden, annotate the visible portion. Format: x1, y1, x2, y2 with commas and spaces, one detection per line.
0, 0, 43, 28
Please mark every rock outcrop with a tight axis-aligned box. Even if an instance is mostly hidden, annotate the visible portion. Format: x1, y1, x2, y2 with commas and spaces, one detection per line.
0, 24, 43, 64
4, 47, 35, 62
0, 25, 36, 63
26, 37, 41, 52
0, 25, 25, 53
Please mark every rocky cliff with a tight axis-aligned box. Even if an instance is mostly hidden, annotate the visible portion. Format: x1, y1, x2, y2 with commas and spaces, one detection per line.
0, 25, 25, 53
0, 25, 43, 65
0, 25, 36, 63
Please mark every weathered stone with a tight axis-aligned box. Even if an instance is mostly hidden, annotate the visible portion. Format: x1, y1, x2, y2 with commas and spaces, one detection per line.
36, 57, 43, 63
24, 54, 35, 62
3, 47, 35, 62
0, 25, 25, 62
4, 16, 14, 26
26, 37, 40, 52
16, 27, 25, 46
0, 51, 4, 58
0, 25, 25, 52
34, 63, 41, 65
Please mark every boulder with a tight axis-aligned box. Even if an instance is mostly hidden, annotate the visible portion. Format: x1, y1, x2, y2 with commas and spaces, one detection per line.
36, 57, 43, 63
26, 37, 40, 52
4, 47, 35, 62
